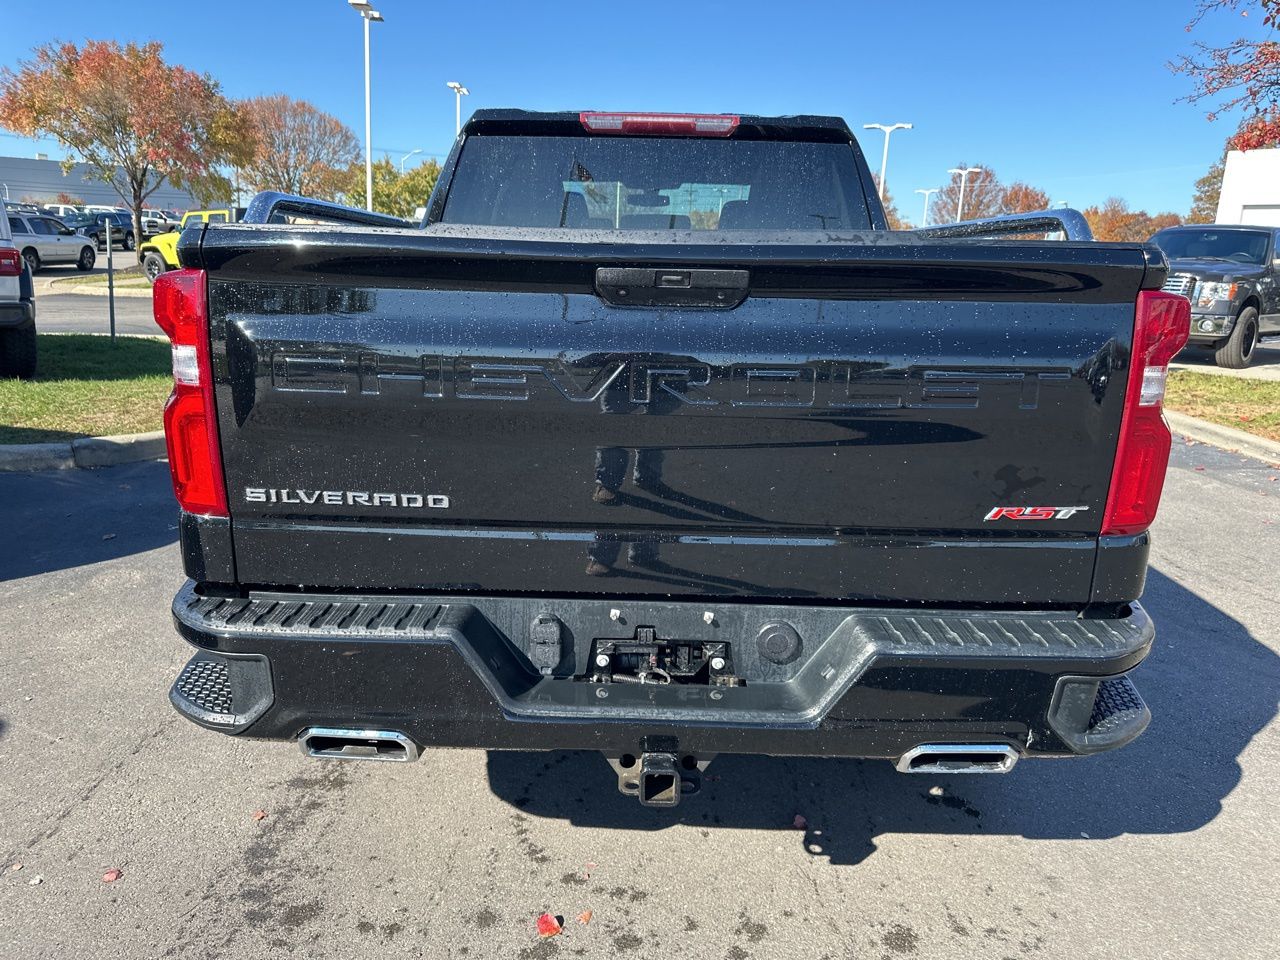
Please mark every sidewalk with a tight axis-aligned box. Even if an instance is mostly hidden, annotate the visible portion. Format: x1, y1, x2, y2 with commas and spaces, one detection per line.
1170, 341, 1280, 382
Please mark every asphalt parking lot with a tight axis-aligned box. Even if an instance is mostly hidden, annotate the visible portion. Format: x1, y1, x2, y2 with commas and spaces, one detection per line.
0, 441, 1277, 960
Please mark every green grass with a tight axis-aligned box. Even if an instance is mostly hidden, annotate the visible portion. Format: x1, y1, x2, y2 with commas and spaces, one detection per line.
52, 267, 150, 288
0, 335, 171, 443
1165, 370, 1280, 443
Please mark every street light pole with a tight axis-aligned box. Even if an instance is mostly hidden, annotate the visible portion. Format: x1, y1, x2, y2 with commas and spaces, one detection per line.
947, 166, 983, 222
914, 188, 940, 228
447, 82, 470, 135
349, 0, 383, 212
399, 149, 422, 173
862, 123, 912, 200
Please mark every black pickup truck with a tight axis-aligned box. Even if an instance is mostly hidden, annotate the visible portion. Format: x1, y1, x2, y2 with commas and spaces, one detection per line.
158, 110, 1188, 806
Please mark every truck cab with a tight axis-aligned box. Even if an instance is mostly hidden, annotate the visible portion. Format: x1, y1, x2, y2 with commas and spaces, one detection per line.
1150, 223, 1280, 368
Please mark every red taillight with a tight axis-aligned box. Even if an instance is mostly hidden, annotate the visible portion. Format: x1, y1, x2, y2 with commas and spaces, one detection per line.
1101, 290, 1190, 536
154, 269, 227, 517
579, 111, 739, 137
0, 248, 21, 277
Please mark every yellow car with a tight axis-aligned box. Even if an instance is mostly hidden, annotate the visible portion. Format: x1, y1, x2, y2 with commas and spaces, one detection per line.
141, 208, 244, 283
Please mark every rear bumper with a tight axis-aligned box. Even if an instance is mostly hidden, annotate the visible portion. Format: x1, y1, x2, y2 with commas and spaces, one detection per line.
0, 299, 34, 328
169, 581, 1153, 761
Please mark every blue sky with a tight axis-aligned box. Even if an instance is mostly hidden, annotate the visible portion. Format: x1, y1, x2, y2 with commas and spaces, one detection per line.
1, 1, 1271, 219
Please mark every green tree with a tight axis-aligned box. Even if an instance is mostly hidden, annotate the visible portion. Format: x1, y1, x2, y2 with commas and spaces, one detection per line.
340, 157, 442, 218
0, 40, 252, 260
1188, 156, 1226, 223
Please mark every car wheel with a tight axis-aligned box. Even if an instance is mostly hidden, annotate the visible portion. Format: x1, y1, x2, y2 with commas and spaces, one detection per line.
0, 323, 37, 380
143, 252, 167, 284
21, 248, 40, 275
77, 246, 96, 271
124, 231, 136, 251
1215, 306, 1259, 369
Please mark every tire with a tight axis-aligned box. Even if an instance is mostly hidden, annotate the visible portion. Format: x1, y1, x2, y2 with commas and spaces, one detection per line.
143, 251, 167, 284
77, 246, 96, 271
1215, 306, 1260, 369
21, 247, 39, 275
124, 231, 136, 252
0, 323, 37, 380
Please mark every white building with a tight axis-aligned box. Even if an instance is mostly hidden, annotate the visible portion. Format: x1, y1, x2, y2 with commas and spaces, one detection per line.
0, 155, 197, 210
1215, 148, 1280, 226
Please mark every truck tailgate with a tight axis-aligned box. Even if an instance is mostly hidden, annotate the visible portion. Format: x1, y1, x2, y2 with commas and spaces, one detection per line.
196, 230, 1155, 603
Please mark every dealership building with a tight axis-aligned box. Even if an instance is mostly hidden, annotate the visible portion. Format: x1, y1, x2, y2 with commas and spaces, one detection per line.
1215, 148, 1280, 226
0, 154, 198, 210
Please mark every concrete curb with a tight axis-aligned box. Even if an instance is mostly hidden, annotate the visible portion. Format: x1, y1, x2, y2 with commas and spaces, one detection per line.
45, 282, 153, 299
1167, 411, 1280, 466
0, 430, 166, 473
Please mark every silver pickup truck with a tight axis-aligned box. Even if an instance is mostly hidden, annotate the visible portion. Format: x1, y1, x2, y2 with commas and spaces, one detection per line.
0, 212, 37, 379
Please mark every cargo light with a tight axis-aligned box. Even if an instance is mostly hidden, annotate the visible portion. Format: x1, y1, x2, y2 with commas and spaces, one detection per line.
579, 112, 739, 137
153, 268, 228, 517
0, 248, 21, 277
1101, 290, 1190, 537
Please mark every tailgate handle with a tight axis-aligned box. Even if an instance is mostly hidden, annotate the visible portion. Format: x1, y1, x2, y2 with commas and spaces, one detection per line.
595, 267, 749, 308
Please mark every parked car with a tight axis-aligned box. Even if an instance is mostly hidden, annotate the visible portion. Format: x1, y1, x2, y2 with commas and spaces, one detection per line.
143, 208, 179, 235
1149, 223, 1280, 368
91, 211, 136, 251
140, 207, 244, 282
159, 110, 1188, 807
57, 212, 103, 246
0, 212, 36, 379
41, 203, 81, 219
6, 211, 97, 273
82, 204, 127, 215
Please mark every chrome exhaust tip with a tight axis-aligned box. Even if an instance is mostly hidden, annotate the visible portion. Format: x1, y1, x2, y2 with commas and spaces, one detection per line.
299, 727, 419, 762
895, 743, 1019, 774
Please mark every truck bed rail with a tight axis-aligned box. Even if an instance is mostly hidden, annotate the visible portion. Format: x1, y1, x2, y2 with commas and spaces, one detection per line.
916, 208, 1093, 242
240, 191, 412, 229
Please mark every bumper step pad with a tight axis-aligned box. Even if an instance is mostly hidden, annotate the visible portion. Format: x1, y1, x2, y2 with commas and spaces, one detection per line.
1048, 673, 1150, 754
169, 649, 273, 733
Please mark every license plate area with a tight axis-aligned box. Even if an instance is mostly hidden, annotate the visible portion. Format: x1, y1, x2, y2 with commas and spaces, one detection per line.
583, 626, 744, 686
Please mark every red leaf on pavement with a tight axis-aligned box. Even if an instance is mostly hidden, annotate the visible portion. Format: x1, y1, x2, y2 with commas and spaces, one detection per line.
101, 868, 123, 883
536, 913, 562, 938
252, 810, 268, 821
792, 814, 808, 830
577, 910, 593, 926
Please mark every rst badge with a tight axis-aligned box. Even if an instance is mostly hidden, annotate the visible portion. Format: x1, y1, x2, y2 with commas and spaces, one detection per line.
984, 506, 1089, 521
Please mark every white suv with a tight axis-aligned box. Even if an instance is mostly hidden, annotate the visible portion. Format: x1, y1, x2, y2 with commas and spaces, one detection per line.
0, 213, 37, 379
7, 212, 97, 274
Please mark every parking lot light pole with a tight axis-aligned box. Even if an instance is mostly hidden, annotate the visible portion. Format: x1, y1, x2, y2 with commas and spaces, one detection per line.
447, 82, 469, 135
914, 188, 939, 228
399, 149, 422, 173
349, 0, 383, 211
863, 123, 912, 200
948, 166, 983, 222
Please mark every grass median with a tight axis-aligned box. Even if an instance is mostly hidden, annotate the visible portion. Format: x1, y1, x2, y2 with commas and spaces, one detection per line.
1165, 370, 1280, 443
0, 334, 170, 444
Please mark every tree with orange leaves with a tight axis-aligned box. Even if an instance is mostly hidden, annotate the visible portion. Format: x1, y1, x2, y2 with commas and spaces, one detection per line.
0, 40, 252, 259
239, 95, 360, 200
1082, 198, 1183, 241
1000, 182, 1051, 214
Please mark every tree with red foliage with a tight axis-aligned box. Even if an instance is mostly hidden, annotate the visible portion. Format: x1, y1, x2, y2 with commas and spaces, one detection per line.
0, 40, 252, 259
1172, 0, 1280, 150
